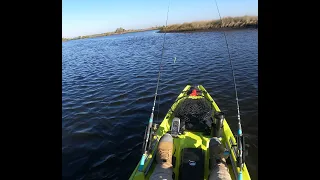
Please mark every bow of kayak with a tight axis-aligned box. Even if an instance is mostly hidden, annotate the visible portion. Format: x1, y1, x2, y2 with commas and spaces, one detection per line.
129, 85, 251, 180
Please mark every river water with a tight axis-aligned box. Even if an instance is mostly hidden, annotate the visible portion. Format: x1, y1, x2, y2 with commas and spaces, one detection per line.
62, 29, 258, 180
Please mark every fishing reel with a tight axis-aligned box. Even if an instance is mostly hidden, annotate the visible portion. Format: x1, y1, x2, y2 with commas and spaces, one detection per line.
233, 134, 250, 167
141, 123, 159, 154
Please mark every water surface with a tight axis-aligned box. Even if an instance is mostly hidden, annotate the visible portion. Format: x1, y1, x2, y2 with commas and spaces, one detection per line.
62, 29, 258, 180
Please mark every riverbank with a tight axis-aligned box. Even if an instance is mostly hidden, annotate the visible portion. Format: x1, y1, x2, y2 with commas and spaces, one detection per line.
159, 16, 257, 33
62, 15, 257, 42
62, 27, 160, 42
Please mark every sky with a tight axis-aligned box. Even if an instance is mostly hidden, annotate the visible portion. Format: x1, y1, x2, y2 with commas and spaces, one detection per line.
62, 0, 258, 38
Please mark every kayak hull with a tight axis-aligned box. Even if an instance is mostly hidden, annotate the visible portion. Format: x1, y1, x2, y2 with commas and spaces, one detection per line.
129, 85, 251, 180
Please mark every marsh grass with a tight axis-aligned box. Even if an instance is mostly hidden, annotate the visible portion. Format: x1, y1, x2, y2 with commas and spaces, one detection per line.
159, 16, 258, 32
62, 16, 257, 42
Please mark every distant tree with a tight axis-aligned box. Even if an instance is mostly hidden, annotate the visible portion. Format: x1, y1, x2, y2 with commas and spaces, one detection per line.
62, 37, 69, 42
115, 27, 126, 33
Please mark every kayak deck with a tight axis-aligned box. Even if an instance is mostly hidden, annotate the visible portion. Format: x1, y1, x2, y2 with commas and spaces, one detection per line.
146, 131, 211, 180
129, 85, 251, 180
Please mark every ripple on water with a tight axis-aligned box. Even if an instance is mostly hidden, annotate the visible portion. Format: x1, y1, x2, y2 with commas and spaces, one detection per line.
62, 29, 258, 180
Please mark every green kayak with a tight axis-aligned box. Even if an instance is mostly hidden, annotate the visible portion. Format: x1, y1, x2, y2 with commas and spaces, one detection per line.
129, 85, 250, 180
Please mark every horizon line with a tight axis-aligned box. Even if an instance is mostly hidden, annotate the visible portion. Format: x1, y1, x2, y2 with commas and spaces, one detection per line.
62, 14, 258, 39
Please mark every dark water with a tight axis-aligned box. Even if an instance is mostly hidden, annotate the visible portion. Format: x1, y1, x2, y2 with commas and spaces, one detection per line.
62, 29, 258, 180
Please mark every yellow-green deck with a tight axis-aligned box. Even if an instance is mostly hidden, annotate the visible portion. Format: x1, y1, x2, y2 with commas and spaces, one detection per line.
129, 85, 251, 180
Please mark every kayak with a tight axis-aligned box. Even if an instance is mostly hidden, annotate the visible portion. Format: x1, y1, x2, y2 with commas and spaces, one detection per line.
129, 85, 251, 180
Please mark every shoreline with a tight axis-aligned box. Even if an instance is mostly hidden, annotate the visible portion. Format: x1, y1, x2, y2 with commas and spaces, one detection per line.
62, 15, 257, 42
62, 28, 159, 42
157, 25, 257, 33
158, 16, 257, 33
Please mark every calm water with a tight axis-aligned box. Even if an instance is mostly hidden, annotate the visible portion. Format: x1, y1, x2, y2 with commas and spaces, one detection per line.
62, 29, 258, 180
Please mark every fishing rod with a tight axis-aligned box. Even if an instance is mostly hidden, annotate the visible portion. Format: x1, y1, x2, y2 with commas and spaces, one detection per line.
138, 0, 171, 172
213, 0, 245, 179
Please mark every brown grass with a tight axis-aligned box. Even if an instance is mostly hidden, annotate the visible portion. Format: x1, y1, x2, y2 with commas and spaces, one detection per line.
159, 15, 258, 33
62, 16, 258, 42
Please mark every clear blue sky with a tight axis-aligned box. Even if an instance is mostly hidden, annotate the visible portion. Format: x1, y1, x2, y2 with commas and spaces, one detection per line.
62, 0, 258, 38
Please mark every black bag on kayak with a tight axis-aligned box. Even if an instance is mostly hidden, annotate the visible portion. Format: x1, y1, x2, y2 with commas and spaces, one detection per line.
179, 148, 205, 180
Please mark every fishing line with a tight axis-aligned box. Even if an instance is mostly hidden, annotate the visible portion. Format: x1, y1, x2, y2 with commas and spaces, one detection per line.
213, 0, 244, 179
138, 0, 171, 171
156, 0, 171, 123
